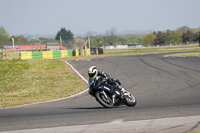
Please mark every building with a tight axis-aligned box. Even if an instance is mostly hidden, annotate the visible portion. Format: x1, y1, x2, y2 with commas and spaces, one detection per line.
46, 42, 59, 51
103, 43, 144, 49
127, 43, 144, 48
103, 45, 115, 49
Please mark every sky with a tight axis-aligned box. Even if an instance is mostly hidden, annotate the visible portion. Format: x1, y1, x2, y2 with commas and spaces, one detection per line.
0, 0, 200, 36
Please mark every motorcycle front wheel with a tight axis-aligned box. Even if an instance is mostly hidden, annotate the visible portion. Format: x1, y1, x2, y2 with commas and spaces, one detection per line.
125, 93, 137, 107
95, 91, 113, 108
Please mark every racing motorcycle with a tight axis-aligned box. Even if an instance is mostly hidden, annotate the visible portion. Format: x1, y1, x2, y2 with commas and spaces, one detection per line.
88, 76, 137, 108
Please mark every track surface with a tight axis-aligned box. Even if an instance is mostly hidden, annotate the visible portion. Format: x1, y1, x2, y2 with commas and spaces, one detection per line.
0, 54, 200, 132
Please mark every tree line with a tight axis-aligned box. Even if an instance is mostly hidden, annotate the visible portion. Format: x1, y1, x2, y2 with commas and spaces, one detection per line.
89, 26, 200, 48
0, 27, 74, 48
0, 26, 199, 49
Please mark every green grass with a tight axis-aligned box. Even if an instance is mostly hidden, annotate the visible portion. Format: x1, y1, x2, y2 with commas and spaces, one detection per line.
166, 52, 200, 57
0, 59, 87, 108
184, 131, 200, 133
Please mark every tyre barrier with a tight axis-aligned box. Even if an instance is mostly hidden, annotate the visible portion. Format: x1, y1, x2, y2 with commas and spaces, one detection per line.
21, 52, 32, 60
20, 49, 91, 60
90, 48, 103, 55
21, 50, 72, 60
3, 52, 21, 60
72, 49, 79, 57
32, 51, 43, 59
81, 49, 90, 56
43, 51, 53, 59
2, 49, 92, 60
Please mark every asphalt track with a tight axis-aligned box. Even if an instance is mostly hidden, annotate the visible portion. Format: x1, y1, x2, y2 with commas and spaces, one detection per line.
0, 53, 200, 132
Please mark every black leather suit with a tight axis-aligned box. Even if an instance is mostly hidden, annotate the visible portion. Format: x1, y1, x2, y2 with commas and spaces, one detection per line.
97, 70, 118, 87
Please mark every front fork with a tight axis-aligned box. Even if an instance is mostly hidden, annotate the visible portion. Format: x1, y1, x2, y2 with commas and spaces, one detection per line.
102, 90, 108, 99
112, 89, 122, 104
112, 94, 116, 104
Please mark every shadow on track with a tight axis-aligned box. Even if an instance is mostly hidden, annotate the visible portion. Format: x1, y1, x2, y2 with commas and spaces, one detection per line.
66, 106, 125, 110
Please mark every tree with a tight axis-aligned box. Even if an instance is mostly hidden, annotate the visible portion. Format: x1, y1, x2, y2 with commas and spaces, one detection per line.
154, 31, 167, 46
192, 32, 199, 43
10, 35, 28, 44
89, 36, 105, 48
55, 28, 74, 43
176, 26, 191, 33
143, 34, 156, 46
182, 31, 194, 44
90, 38, 98, 48
0, 26, 9, 48
166, 30, 182, 45
104, 27, 118, 45
96, 37, 104, 47
39, 37, 57, 44
199, 33, 200, 46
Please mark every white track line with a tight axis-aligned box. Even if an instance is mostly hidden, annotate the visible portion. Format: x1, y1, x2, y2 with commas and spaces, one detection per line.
64, 61, 88, 84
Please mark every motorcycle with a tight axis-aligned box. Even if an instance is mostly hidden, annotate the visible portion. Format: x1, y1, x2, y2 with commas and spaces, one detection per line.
88, 76, 137, 108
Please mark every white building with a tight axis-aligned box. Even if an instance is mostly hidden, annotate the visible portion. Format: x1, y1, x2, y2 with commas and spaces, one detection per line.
103, 43, 144, 49
103, 46, 115, 49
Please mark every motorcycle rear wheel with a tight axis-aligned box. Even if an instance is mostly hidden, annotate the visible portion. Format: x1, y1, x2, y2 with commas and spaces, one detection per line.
95, 91, 113, 108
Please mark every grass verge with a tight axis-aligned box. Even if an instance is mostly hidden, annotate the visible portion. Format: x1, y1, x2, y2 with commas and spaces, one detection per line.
166, 52, 200, 57
103, 44, 200, 56
0, 59, 87, 108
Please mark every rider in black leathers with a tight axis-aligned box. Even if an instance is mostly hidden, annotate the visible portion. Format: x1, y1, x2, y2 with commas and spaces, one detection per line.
88, 66, 125, 92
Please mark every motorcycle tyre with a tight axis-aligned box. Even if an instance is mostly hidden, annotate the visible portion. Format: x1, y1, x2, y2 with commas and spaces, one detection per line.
125, 93, 137, 107
95, 91, 113, 108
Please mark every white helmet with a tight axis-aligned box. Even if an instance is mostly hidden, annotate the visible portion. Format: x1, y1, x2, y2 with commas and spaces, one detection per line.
88, 66, 98, 79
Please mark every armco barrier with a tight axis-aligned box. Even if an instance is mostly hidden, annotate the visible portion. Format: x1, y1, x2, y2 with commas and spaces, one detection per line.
20, 50, 72, 60
53, 51, 61, 59
19, 49, 93, 60
32, 51, 43, 59
86, 49, 90, 55
43, 51, 53, 59
67, 49, 72, 57
61, 49, 72, 57
1, 49, 93, 60
21, 52, 32, 60
61, 50, 68, 58
5, 52, 20, 60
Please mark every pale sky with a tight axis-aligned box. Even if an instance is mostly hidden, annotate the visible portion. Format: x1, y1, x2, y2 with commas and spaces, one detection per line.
0, 0, 199, 36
